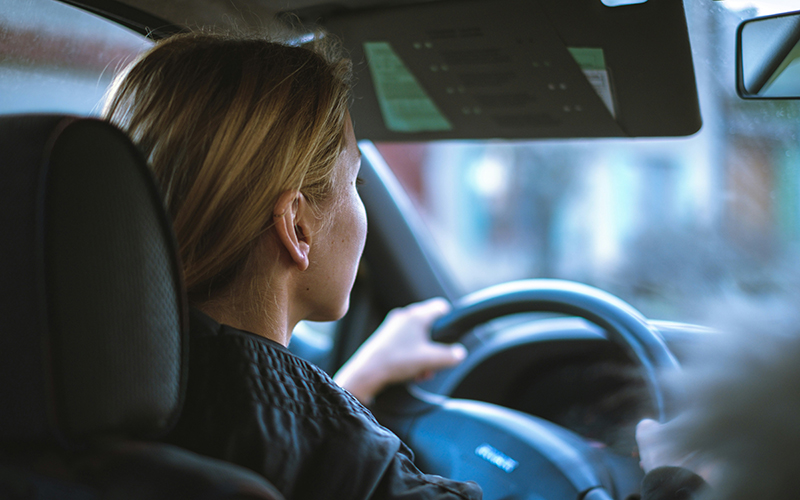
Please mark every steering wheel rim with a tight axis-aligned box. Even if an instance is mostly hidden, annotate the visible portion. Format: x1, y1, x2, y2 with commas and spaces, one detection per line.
375, 279, 680, 422
374, 278, 683, 420
429, 279, 680, 422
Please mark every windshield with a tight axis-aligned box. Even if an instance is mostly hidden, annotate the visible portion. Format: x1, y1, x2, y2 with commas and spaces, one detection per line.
376, 0, 800, 324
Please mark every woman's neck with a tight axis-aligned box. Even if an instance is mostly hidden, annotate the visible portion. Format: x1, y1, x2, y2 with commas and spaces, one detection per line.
197, 286, 295, 346
195, 236, 312, 347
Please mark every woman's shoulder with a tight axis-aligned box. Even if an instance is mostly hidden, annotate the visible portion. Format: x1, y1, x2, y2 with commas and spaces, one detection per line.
176, 308, 481, 500
187, 307, 377, 423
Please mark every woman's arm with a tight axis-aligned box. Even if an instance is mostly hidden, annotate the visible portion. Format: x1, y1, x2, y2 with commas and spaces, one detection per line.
334, 298, 467, 405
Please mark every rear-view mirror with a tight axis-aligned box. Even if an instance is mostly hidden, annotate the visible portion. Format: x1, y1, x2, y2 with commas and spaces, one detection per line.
737, 10, 800, 99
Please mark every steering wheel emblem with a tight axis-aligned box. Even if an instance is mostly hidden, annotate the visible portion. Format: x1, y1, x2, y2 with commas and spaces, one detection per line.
475, 443, 519, 473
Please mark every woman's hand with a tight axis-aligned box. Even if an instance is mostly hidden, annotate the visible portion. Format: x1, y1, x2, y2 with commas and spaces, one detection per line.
636, 418, 715, 483
636, 418, 679, 473
334, 297, 467, 405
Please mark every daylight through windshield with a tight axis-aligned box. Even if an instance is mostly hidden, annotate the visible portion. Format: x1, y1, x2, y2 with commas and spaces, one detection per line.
376, 0, 800, 323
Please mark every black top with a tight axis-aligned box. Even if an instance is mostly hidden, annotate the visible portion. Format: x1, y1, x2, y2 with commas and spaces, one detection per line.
165, 308, 482, 500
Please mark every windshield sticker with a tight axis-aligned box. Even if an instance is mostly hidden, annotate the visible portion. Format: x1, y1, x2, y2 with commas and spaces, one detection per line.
568, 47, 616, 118
364, 42, 453, 132
474, 443, 518, 473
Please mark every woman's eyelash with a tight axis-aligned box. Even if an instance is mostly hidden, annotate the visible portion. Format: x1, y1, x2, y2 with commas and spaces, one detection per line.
356, 177, 365, 186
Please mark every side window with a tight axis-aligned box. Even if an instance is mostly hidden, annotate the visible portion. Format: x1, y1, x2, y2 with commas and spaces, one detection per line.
0, 0, 151, 116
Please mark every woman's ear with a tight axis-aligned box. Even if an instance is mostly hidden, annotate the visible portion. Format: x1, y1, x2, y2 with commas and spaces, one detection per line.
273, 190, 314, 271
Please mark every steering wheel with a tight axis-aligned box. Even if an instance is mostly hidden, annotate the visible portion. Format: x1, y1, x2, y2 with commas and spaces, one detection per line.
372, 279, 680, 500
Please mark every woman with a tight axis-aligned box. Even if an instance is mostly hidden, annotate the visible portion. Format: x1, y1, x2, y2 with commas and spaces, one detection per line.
104, 31, 702, 500
104, 32, 475, 499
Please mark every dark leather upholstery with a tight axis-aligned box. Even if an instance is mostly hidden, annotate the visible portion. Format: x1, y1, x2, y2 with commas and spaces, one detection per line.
0, 114, 284, 499
0, 114, 186, 444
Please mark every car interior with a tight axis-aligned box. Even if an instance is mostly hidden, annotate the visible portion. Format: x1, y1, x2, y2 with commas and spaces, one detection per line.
2, 0, 799, 499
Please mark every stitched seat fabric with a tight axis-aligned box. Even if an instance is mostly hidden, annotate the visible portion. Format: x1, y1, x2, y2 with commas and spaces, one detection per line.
0, 114, 186, 443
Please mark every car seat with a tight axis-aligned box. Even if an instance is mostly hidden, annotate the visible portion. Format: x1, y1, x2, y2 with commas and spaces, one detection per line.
0, 114, 284, 500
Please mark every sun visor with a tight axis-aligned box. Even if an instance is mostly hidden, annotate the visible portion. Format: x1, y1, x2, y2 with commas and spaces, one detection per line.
314, 0, 701, 140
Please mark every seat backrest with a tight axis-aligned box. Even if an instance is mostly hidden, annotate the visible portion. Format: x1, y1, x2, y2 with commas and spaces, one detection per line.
0, 114, 283, 499
0, 114, 185, 445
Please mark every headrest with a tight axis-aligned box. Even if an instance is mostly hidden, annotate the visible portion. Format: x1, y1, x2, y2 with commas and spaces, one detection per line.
0, 115, 187, 446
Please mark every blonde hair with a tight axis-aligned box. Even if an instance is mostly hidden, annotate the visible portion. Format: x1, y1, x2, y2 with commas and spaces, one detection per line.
104, 32, 352, 304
